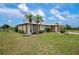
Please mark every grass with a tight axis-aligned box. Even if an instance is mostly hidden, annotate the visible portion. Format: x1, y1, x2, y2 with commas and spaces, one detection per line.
69, 30, 79, 33
0, 31, 79, 55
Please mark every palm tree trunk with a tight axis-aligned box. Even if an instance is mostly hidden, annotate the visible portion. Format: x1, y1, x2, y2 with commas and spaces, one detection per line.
37, 23, 39, 33
27, 23, 31, 35
28, 23, 31, 35
23, 18, 27, 34
67, 29, 68, 35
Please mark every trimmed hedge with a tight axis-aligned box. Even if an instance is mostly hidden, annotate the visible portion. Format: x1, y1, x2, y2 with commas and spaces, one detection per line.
18, 30, 25, 34
32, 31, 37, 34
46, 28, 51, 32
39, 30, 44, 33
60, 28, 66, 33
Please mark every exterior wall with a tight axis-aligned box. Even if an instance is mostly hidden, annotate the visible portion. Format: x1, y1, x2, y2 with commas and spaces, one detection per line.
44, 25, 60, 32
33, 25, 37, 32
55, 26, 58, 33
39, 25, 45, 31
44, 25, 51, 31
27, 24, 31, 34
17, 24, 61, 34
57, 25, 60, 32
31, 24, 37, 33
30, 25, 45, 33
23, 24, 27, 33
17, 24, 27, 33
17, 25, 23, 30
51, 26, 55, 32
52, 25, 60, 32
31, 24, 35, 33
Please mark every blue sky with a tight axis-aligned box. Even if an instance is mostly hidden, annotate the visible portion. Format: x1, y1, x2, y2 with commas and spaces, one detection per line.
0, 3, 79, 27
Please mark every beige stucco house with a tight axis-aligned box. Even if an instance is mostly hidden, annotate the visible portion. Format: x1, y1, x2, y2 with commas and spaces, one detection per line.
16, 23, 62, 34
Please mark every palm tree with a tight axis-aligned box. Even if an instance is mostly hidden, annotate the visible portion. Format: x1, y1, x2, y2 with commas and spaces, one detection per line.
34, 15, 43, 33
65, 24, 70, 35
25, 13, 34, 35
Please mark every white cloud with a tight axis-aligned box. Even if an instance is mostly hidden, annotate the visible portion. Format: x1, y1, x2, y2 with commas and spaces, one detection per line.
50, 8, 79, 27
50, 9, 78, 21
36, 9, 45, 17
0, 4, 7, 8
62, 11, 79, 21
0, 8, 24, 22
50, 9, 65, 20
18, 3, 46, 22
31, 10, 37, 16
18, 3, 29, 13
8, 20, 12, 23
62, 11, 70, 15
32, 9, 45, 17
32, 9, 46, 21
18, 3, 45, 17
49, 16, 53, 20
53, 4, 65, 9
36, 9, 45, 21
0, 8, 24, 17
54, 5, 61, 9
62, 11, 71, 19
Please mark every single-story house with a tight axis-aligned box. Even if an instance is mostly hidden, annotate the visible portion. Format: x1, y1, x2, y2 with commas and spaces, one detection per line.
16, 23, 62, 34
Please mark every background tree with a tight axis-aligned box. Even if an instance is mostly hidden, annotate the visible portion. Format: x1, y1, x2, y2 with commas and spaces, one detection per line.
0, 24, 11, 31
34, 15, 43, 33
15, 27, 18, 32
55, 23, 59, 25
64, 24, 72, 34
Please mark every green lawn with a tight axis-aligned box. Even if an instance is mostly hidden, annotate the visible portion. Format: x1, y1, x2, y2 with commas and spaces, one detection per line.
0, 31, 79, 55
69, 30, 79, 33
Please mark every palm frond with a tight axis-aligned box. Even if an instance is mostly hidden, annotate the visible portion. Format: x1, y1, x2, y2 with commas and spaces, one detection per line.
34, 15, 43, 23
24, 13, 34, 23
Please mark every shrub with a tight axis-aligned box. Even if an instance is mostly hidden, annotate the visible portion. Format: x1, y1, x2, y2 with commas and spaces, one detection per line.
32, 31, 37, 34
39, 30, 44, 33
46, 28, 51, 32
60, 28, 66, 33
18, 30, 24, 34
15, 27, 18, 32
